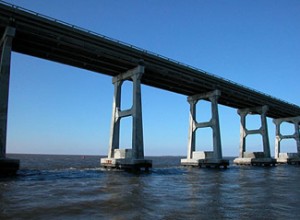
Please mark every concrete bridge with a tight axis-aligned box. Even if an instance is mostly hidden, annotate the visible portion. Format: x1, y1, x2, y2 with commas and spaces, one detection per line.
1, 1, 300, 173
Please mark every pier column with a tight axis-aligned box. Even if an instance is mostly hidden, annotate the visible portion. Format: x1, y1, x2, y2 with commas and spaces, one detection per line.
234, 105, 275, 166
297, 123, 300, 154
131, 70, 144, 159
107, 80, 122, 158
0, 27, 19, 175
210, 91, 222, 159
101, 63, 151, 170
273, 116, 300, 164
187, 98, 196, 159
181, 90, 228, 168
0, 27, 15, 159
238, 111, 247, 158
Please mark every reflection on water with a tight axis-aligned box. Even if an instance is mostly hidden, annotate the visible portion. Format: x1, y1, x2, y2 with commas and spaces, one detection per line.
1, 154, 300, 219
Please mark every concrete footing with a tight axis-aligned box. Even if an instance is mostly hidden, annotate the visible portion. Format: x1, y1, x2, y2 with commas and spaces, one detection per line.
233, 152, 276, 166
100, 158, 152, 171
181, 158, 229, 168
0, 158, 20, 175
181, 151, 229, 168
101, 149, 152, 171
276, 153, 300, 165
286, 158, 300, 165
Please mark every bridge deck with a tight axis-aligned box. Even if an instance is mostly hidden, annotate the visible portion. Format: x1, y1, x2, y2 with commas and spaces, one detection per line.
1, 1, 299, 119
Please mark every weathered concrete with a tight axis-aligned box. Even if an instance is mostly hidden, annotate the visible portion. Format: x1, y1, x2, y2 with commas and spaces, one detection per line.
276, 153, 300, 164
0, 27, 20, 175
101, 149, 151, 171
233, 152, 276, 166
181, 150, 229, 168
233, 106, 276, 166
101, 64, 152, 171
181, 90, 229, 168
101, 154, 151, 171
273, 116, 300, 164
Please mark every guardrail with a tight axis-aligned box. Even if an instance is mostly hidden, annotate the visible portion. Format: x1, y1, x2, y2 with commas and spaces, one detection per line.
0, 0, 298, 108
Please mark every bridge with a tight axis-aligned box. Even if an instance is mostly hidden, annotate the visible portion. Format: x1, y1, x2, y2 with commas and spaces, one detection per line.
1, 1, 300, 173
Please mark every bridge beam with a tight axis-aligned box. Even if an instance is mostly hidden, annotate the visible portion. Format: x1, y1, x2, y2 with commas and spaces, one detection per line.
0, 26, 20, 175
181, 90, 229, 168
273, 116, 300, 164
100, 64, 152, 171
233, 105, 276, 166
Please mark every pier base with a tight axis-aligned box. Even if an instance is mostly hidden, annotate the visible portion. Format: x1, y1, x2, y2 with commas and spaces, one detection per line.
181, 151, 229, 168
233, 152, 276, 166
276, 153, 300, 165
181, 158, 229, 168
101, 149, 152, 171
0, 158, 20, 176
100, 158, 152, 171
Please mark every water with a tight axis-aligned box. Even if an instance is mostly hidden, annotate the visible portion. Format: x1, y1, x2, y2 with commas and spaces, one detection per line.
1, 154, 300, 219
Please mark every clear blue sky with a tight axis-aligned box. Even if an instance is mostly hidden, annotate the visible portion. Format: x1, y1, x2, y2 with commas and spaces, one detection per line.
3, 0, 300, 156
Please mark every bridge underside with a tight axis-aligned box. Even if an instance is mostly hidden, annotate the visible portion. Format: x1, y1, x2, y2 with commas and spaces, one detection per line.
0, 3, 300, 119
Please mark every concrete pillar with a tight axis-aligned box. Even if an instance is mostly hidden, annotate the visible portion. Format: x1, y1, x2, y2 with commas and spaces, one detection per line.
187, 99, 196, 159
108, 65, 144, 159
296, 123, 300, 155
273, 116, 300, 163
274, 119, 281, 159
238, 111, 247, 158
107, 80, 122, 158
0, 27, 15, 159
131, 71, 144, 159
210, 92, 222, 159
261, 107, 271, 157
101, 64, 152, 170
234, 105, 275, 166
0, 27, 19, 175
182, 90, 228, 168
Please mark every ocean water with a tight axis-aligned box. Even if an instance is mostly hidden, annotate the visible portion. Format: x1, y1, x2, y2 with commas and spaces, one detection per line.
1, 154, 300, 220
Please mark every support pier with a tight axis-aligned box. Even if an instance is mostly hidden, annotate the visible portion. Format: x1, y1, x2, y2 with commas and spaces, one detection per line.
0, 27, 19, 175
181, 90, 229, 169
233, 106, 276, 166
100, 64, 152, 171
273, 116, 300, 165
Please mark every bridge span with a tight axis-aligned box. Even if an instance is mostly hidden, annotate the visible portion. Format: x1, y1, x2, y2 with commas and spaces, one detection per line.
0, 1, 299, 173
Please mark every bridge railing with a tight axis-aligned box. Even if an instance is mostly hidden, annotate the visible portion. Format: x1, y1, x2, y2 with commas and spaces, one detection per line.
0, 0, 298, 108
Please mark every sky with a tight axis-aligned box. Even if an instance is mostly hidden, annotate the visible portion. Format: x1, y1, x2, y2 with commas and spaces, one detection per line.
2, 0, 300, 156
